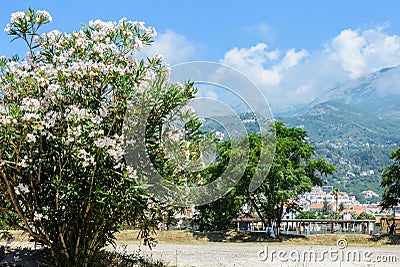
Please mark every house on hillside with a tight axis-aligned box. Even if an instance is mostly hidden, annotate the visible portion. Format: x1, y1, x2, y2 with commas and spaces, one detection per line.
310, 203, 324, 212
361, 190, 378, 199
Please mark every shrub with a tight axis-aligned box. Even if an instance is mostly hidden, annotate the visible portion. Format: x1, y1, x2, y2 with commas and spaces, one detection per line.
0, 8, 198, 266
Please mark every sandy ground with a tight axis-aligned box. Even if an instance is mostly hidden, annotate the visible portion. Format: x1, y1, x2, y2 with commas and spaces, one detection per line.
112, 243, 400, 267
2, 242, 400, 267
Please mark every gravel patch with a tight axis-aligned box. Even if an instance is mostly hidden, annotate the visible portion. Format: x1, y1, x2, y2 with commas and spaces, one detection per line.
2, 242, 399, 266
113, 243, 400, 267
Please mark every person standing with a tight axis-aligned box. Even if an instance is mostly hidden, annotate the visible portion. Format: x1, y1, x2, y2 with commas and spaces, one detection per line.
389, 221, 397, 235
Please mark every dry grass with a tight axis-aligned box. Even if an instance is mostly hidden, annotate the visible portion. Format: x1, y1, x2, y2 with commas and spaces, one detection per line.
281, 233, 400, 247
280, 234, 379, 246
0, 230, 210, 245
115, 230, 400, 247
1, 230, 31, 242
115, 230, 209, 244
3, 230, 400, 247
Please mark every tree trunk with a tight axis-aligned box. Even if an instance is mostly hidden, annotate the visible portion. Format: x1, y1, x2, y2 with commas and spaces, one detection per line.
274, 203, 284, 237
248, 194, 267, 226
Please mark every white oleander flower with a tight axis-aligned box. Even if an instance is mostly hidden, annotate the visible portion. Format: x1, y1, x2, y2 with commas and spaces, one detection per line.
26, 133, 36, 143
36, 10, 52, 22
21, 98, 41, 111
14, 183, 29, 195
10, 11, 26, 24
33, 211, 48, 221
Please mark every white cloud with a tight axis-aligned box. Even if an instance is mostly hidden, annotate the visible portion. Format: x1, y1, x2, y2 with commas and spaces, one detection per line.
328, 27, 400, 78
140, 27, 400, 113
219, 27, 400, 112
221, 43, 307, 88
222, 43, 279, 68
141, 30, 197, 65
280, 48, 309, 69
329, 29, 366, 78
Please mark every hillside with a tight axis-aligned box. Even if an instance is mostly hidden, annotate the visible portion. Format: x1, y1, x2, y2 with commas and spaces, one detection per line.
310, 66, 400, 119
278, 66, 400, 203
280, 101, 400, 203
199, 103, 398, 204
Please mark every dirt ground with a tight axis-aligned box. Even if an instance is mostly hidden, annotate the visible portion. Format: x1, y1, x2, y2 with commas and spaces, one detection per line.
2, 231, 400, 266
1, 241, 399, 266
112, 242, 400, 267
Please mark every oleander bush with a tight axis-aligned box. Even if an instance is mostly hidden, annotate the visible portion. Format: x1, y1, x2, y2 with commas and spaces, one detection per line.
0, 8, 200, 266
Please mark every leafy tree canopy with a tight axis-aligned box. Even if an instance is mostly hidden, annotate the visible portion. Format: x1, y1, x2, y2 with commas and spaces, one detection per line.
381, 147, 400, 210
193, 122, 336, 234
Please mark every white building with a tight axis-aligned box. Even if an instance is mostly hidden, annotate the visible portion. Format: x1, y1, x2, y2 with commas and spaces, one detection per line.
361, 190, 378, 199
300, 186, 360, 206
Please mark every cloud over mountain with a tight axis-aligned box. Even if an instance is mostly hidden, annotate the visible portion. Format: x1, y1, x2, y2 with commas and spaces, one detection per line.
220, 27, 400, 112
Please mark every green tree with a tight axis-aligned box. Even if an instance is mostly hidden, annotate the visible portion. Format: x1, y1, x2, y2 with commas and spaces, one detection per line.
350, 212, 358, 220
191, 134, 257, 231
328, 210, 341, 220
192, 189, 245, 231
246, 122, 336, 236
194, 123, 336, 234
295, 211, 317, 219
357, 212, 376, 220
381, 147, 400, 214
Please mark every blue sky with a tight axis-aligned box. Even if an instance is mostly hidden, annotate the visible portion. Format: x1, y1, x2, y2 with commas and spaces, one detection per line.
2, 1, 400, 111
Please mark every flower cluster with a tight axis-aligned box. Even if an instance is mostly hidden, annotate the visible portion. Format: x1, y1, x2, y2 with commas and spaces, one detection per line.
77, 149, 96, 167
4, 9, 52, 33
0, 8, 174, 172
35, 10, 52, 22
21, 98, 41, 111
0, 8, 168, 204
94, 135, 125, 164
14, 183, 29, 195
10, 12, 26, 24
34, 211, 49, 221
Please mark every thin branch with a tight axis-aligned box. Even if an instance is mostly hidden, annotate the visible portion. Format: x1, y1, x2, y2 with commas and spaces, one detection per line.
0, 168, 49, 246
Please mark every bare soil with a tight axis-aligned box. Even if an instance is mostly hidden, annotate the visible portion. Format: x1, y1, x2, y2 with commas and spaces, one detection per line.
2, 230, 400, 266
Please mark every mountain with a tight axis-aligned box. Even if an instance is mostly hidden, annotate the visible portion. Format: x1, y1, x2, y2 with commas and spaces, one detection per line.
278, 67, 400, 203
280, 101, 400, 145
279, 100, 399, 203
202, 102, 399, 204
310, 66, 400, 118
